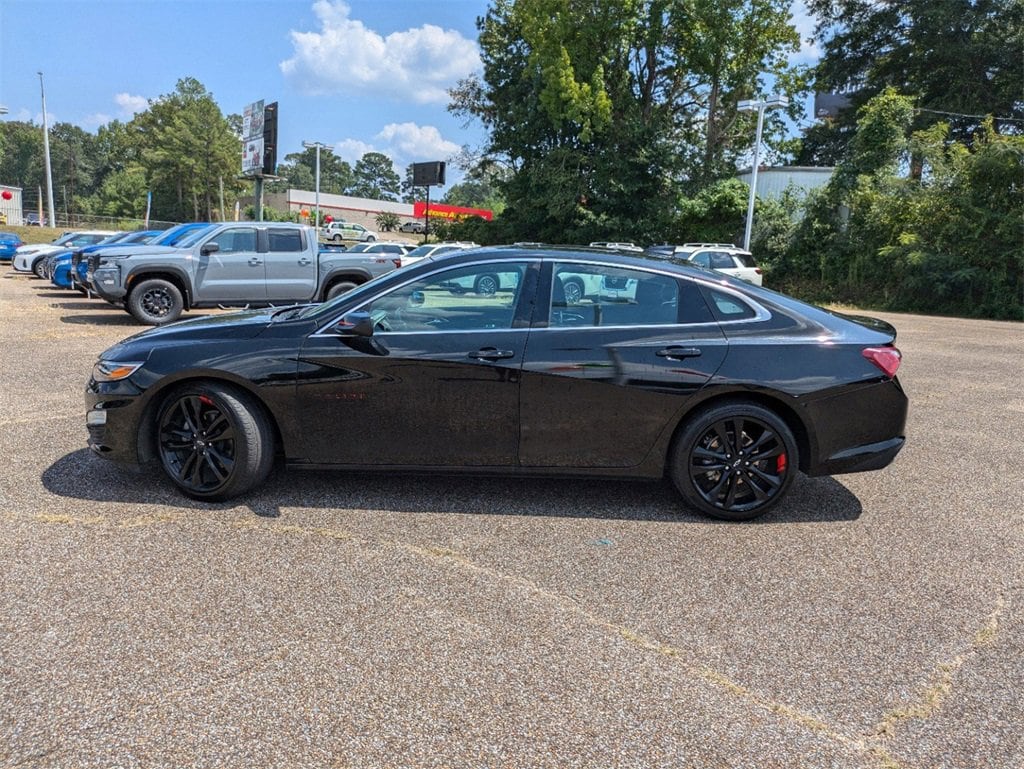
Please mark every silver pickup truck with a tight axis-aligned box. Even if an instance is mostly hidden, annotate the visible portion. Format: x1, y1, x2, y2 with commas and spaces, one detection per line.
89, 222, 400, 325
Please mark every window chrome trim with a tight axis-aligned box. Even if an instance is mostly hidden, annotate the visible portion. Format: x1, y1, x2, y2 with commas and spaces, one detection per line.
311, 255, 770, 337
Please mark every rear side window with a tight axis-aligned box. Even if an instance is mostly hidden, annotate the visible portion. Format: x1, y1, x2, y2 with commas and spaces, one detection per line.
734, 253, 758, 268
709, 252, 736, 269
704, 288, 756, 321
268, 228, 304, 252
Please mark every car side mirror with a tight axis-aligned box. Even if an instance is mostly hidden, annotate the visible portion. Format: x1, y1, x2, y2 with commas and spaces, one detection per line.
200, 243, 220, 256
334, 310, 374, 337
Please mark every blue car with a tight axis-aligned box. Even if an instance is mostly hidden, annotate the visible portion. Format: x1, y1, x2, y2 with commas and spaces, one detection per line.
47, 232, 140, 288
73, 222, 212, 294
0, 231, 23, 261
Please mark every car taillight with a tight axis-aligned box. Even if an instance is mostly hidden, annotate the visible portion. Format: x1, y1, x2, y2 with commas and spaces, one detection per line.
755, 268, 763, 274
863, 346, 901, 378
392, 258, 402, 269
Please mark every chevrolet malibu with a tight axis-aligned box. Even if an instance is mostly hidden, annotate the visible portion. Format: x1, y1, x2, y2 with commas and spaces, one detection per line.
85, 247, 907, 520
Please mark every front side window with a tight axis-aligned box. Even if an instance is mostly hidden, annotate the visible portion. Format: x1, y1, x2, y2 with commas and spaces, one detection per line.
551, 262, 712, 327
207, 228, 257, 254
362, 262, 529, 332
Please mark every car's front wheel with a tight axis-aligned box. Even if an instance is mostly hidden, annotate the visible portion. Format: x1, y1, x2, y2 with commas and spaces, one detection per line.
32, 258, 47, 279
128, 278, 184, 325
156, 383, 275, 501
669, 402, 798, 521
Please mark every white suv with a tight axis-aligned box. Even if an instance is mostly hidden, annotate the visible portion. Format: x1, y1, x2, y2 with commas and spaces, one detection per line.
400, 241, 479, 268
673, 243, 763, 286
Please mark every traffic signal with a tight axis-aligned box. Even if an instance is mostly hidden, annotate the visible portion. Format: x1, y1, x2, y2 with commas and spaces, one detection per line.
262, 102, 278, 177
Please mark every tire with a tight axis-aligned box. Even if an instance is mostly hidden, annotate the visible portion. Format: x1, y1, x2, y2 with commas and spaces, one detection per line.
156, 382, 274, 501
366, 235, 376, 242
32, 258, 47, 279
563, 278, 584, 304
127, 278, 184, 326
474, 273, 500, 296
669, 401, 798, 521
326, 280, 359, 300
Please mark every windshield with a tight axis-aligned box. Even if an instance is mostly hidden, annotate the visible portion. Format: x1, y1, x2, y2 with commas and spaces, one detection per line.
404, 245, 436, 259
173, 225, 215, 248
346, 244, 371, 253
293, 271, 397, 321
54, 233, 79, 246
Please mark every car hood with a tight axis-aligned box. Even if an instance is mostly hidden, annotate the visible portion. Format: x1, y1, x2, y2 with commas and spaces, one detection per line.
116, 309, 280, 350
16, 244, 61, 256
94, 244, 184, 258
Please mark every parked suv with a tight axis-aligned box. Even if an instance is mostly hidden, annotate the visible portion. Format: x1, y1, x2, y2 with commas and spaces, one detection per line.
673, 243, 763, 286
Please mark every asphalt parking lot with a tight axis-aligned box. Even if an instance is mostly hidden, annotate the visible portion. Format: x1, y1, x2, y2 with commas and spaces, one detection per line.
1, 270, 1021, 769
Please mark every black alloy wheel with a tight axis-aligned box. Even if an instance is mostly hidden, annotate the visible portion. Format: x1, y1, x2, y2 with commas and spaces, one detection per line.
670, 402, 797, 521
128, 278, 184, 325
156, 383, 274, 501
474, 273, 500, 296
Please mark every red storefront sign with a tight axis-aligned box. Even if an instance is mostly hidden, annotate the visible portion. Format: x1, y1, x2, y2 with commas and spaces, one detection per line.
413, 202, 493, 221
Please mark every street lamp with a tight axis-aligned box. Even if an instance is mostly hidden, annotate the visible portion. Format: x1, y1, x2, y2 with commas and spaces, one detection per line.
38, 72, 56, 228
737, 95, 788, 251
302, 140, 329, 227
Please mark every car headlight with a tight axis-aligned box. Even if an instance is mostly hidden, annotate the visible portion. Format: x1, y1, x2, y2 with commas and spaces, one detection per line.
92, 360, 144, 382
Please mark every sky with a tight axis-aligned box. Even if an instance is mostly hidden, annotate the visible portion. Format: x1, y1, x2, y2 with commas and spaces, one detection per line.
0, 0, 820, 186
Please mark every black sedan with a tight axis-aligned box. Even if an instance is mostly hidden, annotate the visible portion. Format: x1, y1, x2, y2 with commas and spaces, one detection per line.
85, 247, 907, 520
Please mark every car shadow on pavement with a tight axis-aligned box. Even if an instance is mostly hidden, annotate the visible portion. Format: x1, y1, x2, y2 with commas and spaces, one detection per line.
42, 450, 863, 524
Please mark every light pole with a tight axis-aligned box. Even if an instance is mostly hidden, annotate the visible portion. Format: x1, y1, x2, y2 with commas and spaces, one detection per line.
38, 72, 56, 228
737, 95, 788, 251
302, 140, 328, 228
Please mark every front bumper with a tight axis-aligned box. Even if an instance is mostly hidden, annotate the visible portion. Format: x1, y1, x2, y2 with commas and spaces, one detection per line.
91, 267, 127, 302
85, 378, 148, 465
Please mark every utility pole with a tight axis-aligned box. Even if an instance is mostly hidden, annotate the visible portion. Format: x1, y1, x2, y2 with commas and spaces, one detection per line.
38, 72, 56, 228
302, 141, 328, 227
737, 95, 788, 251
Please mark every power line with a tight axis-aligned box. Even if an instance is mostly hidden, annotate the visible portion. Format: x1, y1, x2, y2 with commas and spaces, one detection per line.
916, 107, 1024, 124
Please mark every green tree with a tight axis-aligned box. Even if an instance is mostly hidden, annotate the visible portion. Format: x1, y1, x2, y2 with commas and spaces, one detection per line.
400, 164, 427, 204
274, 146, 355, 195
450, 0, 804, 243
799, 0, 1024, 164
375, 211, 401, 232
352, 152, 401, 200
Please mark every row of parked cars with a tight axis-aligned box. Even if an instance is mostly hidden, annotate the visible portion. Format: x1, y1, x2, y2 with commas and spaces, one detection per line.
3, 222, 763, 327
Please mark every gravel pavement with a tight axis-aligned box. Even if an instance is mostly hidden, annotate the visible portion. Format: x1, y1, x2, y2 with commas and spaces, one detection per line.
1, 272, 1021, 768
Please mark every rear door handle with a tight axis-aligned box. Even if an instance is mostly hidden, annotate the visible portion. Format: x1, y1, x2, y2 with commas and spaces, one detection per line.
468, 347, 515, 361
248, 257, 263, 266
298, 257, 312, 266
656, 346, 702, 360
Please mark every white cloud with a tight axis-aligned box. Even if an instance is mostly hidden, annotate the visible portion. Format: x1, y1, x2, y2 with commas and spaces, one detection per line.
375, 123, 460, 162
114, 92, 148, 116
331, 122, 461, 179
82, 113, 113, 129
790, 0, 821, 63
280, 0, 481, 104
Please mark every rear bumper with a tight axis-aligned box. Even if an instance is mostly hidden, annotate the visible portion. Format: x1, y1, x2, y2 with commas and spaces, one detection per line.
812, 436, 905, 476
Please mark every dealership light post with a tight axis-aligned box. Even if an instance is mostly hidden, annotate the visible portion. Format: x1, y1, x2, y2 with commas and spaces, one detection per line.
38, 72, 56, 228
302, 141, 328, 227
737, 95, 788, 251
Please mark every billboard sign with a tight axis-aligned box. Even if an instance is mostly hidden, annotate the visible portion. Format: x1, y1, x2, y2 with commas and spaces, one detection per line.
242, 100, 265, 140
242, 136, 264, 176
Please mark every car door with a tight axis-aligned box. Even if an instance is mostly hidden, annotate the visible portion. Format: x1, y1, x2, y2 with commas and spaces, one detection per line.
193, 226, 263, 301
264, 227, 316, 301
518, 260, 729, 468
295, 258, 538, 466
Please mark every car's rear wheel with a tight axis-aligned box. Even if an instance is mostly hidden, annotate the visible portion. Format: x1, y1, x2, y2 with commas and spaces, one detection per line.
474, 273, 500, 296
366, 235, 376, 242
156, 383, 274, 501
326, 280, 359, 300
669, 402, 798, 521
562, 277, 584, 304
128, 278, 183, 325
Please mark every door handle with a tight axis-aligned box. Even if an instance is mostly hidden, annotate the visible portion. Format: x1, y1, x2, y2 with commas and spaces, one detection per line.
656, 346, 702, 360
468, 347, 515, 361
248, 257, 263, 266
298, 258, 312, 266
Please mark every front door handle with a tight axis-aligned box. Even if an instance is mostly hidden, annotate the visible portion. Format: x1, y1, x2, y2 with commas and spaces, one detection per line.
248, 257, 263, 266
298, 258, 312, 266
656, 346, 702, 360
468, 347, 515, 361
